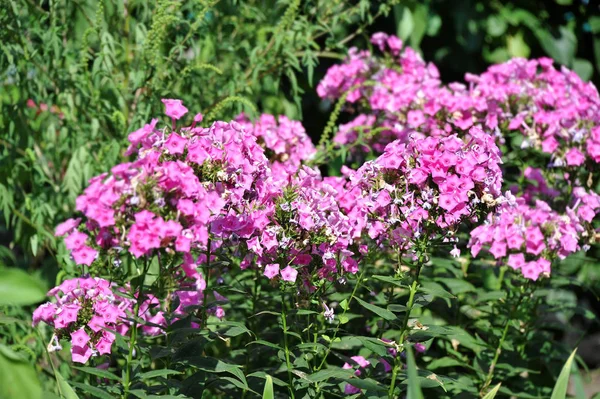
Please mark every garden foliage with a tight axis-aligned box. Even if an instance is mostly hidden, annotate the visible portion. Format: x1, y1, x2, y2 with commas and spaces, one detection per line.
1, 1, 600, 399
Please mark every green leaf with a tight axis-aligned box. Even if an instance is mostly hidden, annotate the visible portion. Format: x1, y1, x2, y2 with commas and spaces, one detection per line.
138, 369, 182, 380
54, 368, 79, 399
293, 309, 319, 316
482, 383, 502, 399
0, 267, 47, 305
339, 298, 349, 311
427, 357, 472, 371
70, 382, 113, 399
247, 372, 288, 387
507, 32, 530, 58
419, 281, 455, 299
0, 345, 42, 399
354, 297, 397, 321
305, 367, 354, 382
589, 16, 600, 34
550, 348, 577, 399
224, 326, 252, 337
73, 366, 121, 382
426, 14, 442, 36
487, 15, 507, 37
215, 361, 248, 389
593, 38, 600, 73
372, 275, 405, 288
247, 340, 284, 351
535, 26, 576, 67
406, 345, 424, 399
573, 59, 593, 81
262, 375, 274, 399
410, 4, 428, 48
436, 278, 475, 294
396, 6, 414, 41
344, 377, 387, 392
355, 336, 388, 357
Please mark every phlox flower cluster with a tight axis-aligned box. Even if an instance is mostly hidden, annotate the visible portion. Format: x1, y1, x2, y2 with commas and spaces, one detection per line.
318, 32, 600, 174
235, 113, 316, 182
57, 107, 282, 290
32, 277, 161, 363
51, 101, 379, 339
469, 187, 600, 280
463, 58, 600, 167
243, 165, 366, 284
348, 127, 504, 251
317, 32, 444, 153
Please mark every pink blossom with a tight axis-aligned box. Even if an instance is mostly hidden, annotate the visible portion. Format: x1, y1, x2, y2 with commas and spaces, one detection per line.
70, 328, 91, 347
263, 263, 280, 279
161, 99, 188, 120
280, 266, 298, 282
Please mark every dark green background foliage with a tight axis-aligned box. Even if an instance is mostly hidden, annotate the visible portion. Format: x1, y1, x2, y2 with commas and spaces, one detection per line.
1, 0, 600, 398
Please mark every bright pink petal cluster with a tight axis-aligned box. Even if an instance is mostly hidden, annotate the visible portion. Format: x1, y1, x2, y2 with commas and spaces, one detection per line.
469, 188, 600, 280
236, 113, 316, 182
349, 127, 504, 250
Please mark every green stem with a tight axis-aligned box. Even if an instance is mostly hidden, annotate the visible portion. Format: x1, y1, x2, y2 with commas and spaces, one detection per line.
123, 260, 149, 398
479, 286, 527, 396
388, 260, 423, 399
316, 270, 365, 372
280, 290, 296, 399
123, 301, 140, 398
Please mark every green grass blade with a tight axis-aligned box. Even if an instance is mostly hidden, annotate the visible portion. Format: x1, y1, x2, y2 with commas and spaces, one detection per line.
482, 383, 501, 399
551, 348, 578, 399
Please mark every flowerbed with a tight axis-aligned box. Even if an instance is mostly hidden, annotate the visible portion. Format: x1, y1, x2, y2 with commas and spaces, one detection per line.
32, 33, 600, 398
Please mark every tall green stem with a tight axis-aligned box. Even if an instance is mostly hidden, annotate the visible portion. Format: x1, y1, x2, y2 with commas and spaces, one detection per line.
280, 291, 296, 399
123, 259, 149, 398
316, 270, 365, 372
480, 286, 527, 396
388, 260, 423, 399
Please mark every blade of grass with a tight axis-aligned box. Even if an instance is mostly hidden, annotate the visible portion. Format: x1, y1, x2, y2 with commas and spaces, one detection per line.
551, 348, 578, 399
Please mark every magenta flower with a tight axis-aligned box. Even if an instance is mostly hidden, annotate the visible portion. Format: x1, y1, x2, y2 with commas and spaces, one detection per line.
280, 266, 298, 283
55, 218, 80, 237
161, 99, 188, 120
71, 246, 98, 266
70, 328, 91, 347
164, 133, 187, 155
263, 263, 280, 279
64, 231, 88, 251
71, 345, 93, 364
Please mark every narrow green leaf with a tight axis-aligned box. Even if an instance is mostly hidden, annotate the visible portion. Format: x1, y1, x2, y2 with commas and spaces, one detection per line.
54, 369, 80, 399
305, 367, 354, 382
372, 275, 405, 288
406, 345, 424, 399
354, 297, 397, 321
73, 366, 121, 382
419, 281, 455, 299
482, 383, 502, 399
262, 375, 274, 399
550, 348, 578, 399
71, 382, 113, 399
137, 369, 182, 380
246, 340, 284, 351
